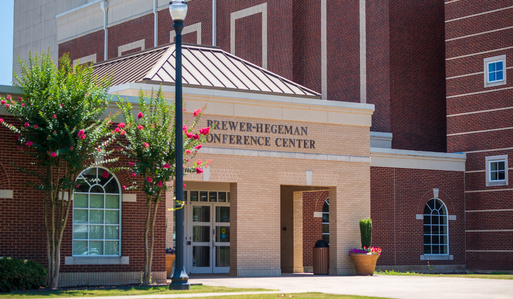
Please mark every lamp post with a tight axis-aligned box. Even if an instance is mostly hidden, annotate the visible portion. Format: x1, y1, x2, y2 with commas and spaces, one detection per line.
169, 0, 190, 291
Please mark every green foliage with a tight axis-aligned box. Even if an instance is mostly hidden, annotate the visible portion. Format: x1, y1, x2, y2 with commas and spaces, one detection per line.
359, 218, 372, 249
116, 88, 210, 200
0, 258, 47, 292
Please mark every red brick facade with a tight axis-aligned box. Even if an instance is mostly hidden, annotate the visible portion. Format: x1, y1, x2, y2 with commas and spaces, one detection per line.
445, 0, 513, 270
0, 116, 166, 274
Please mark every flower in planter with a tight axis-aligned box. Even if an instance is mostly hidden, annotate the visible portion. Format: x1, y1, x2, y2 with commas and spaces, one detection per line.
166, 248, 176, 254
349, 246, 382, 255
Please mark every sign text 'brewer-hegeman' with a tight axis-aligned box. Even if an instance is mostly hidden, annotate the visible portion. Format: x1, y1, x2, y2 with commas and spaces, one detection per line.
206, 120, 316, 149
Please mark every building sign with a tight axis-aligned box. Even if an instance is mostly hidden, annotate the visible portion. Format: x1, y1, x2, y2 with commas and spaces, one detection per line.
206, 119, 316, 149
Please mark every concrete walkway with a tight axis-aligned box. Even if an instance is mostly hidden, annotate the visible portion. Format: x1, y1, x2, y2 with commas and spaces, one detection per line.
188, 273, 513, 299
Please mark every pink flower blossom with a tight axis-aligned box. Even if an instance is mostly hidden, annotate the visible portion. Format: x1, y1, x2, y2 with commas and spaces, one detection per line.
26, 141, 33, 146
196, 167, 203, 174
21, 103, 25, 107
14, 134, 20, 140
183, 108, 186, 112
5, 104, 10, 108
185, 158, 189, 162
186, 150, 191, 154
118, 123, 126, 128
163, 163, 170, 169
183, 184, 186, 187
69, 146, 74, 151
53, 130, 57, 134
60, 104, 64, 107
147, 177, 152, 183
76, 184, 81, 188
0, 100, 4, 105
129, 162, 134, 166
120, 130, 126, 135
97, 148, 101, 152
193, 134, 199, 140
33, 125, 38, 129
122, 185, 126, 190
6, 95, 11, 100
144, 142, 149, 149
138, 125, 143, 130
0, 118, 3, 122
137, 112, 143, 119
157, 181, 162, 187
195, 145, 202, 150
24, 122, 30, 128
102, 171, 109, 178
51, 152, 57, 157
208, 159, 212, 163
186, 132, 193, 138
114, 127, 121, 132
77, 129, 85, 136
199, 127, 210, 135
197, 159, 202, 165
52, 115, 57, 119
131, 173, 136, 178
9, 123, 12, 126
18, 97, 22, 101
183, 125, 187, 131
193, 108, 202, 117
80, 134, 86, 139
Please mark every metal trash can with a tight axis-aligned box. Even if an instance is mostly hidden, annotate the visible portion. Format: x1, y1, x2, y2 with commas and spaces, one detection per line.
313, 239, 329, 275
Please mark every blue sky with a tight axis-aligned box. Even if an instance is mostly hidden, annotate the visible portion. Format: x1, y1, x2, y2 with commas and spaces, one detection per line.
0, 0, 14, 86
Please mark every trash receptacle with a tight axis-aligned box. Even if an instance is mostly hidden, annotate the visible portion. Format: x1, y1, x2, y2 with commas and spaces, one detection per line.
313, 239, 329, 275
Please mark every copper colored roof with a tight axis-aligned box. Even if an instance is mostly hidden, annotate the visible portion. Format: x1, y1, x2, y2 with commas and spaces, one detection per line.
93, 43, 320, 98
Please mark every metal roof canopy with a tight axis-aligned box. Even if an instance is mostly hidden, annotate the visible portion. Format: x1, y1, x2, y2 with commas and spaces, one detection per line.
93, 43, 321, 98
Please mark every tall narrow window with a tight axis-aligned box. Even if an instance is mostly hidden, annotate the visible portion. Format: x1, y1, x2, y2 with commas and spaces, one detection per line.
73, 168, 121, 256
423, 198, 448, 255
322, 198, 329, 244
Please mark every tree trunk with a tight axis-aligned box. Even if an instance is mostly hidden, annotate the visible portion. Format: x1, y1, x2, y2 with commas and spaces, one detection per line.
142, 196, 153, 284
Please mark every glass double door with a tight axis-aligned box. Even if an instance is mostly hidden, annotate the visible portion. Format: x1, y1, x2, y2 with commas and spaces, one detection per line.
185, 202, 230, 274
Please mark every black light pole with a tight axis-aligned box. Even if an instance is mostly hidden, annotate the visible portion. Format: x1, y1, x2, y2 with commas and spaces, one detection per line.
169, 0, 190, 291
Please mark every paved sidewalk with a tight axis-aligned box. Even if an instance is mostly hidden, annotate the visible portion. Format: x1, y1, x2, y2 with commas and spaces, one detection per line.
189, 273, 513, 299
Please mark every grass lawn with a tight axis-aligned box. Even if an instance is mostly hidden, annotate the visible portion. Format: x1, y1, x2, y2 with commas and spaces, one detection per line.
0, 287, 392, 299
376, 270, 513, 280
0, 285, 272, 298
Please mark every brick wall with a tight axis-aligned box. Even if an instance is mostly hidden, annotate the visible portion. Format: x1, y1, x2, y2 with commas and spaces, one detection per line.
59, 30, 104, 65
0, 116, 166, 274
370, 167, 465, 267
302, 190, 328, 267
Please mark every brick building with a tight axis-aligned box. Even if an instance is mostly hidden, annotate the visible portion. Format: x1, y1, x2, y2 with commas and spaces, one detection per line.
2, 0, 510, 286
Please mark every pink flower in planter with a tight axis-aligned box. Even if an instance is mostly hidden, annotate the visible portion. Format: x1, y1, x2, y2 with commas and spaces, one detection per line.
193, 108, 202, 117
118, 123, 126, 128
102, 171, 109, 178
196, 167, 203, 174
195, 145, 202, 150
163, 163, 170, 169
186, 150, 191, 154
26, 141, 33, 146
33, 125, 38, 129
51, 152, 57, 157
52, 115, 57, 119
114, 127, 121, 133
131, 173, 136, 178
144, 142, 149, 149
137, 112, 143, 119
147, 177, 153, 183
138, 125, 143, 130
157, 181, 162, 187
21, 103, 25, 107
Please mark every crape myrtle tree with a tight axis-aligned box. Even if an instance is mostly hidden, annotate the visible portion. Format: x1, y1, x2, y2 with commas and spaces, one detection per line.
0, 52, 117, 289
116, 88, 211, 285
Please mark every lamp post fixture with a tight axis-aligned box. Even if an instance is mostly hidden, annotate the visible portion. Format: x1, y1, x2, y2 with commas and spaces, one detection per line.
169, 0, 190, 291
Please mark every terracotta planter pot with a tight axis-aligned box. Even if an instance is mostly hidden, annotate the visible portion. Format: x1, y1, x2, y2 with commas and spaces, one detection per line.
350, 253, 380, 275
165, 254, 176, 278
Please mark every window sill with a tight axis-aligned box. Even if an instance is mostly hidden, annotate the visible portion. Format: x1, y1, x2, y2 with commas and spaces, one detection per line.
65, 256, 129, 265
420, 255, 453, 261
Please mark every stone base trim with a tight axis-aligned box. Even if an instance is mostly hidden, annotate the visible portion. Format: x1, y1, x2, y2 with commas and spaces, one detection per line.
58, 271, 166, 288
235, 269, 281, 277
376, 264, 465, 273
329, 268, 356, 275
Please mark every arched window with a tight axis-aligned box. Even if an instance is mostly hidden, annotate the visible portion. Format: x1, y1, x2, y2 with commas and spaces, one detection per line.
423, 198, 448, 255
73, 167, 121, 256
322, 198, 329, 244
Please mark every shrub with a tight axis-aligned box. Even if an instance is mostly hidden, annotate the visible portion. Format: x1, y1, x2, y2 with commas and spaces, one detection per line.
0, 258, 47, 292
359, 218, 372, 249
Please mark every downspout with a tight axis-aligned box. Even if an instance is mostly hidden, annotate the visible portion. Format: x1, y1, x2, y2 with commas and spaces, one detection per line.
101, 1, 109, 61
212, 0, 216, 46
153, 0, 158, 47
